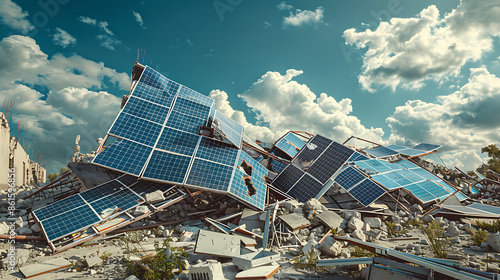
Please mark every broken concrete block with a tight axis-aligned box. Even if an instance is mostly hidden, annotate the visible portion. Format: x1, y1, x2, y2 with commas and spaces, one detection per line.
16, 249, 30, 267
318, 237, 343, 257
284, 200, 303, 213
16, 227, 32, 235
0, 222, 10, 235
145, 190, 165, 204
31, 223, 41, 232
14, 216, 23, 229
351, 229, 366, 242
422, 215, 434, 223
189, 260, 224, 280
487, 233, 500, 253
302, 239, 320, 259
446, 225, 460, 237
303, 198, 327, 212
410, 204, 423, 213
317, 211, 345, 230
233, 250, 280, 270
194, 230, 241, 258
133, 205, 149, 216
19, 257, 72, 278
348, 217, 364, 231
234, 264, 280, 280
363, 217, 382, 228
362, 222, 371, 232
180, 231, 195, 242
279, 213, 311, 231
85, 255, 101, 268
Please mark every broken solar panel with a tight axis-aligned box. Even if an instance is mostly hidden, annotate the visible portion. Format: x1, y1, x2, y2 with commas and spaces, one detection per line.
271, 135, 355, 202
92, 65, 265, 209
272, 131, 307, 159
333, 165, 386, 207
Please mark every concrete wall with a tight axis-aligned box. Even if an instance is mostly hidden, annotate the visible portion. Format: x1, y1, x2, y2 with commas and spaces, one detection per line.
0, 113, 10, 190
12, 140, 30, 187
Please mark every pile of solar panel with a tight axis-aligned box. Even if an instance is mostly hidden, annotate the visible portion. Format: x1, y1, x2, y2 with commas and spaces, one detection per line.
333, 166, 386, 206
272, 131, 307, 160
33, 175, 174, 242
92, 65, 266, 210
363, 143, 441, 158
352, 159, 467, 204
271, 135, 355, 203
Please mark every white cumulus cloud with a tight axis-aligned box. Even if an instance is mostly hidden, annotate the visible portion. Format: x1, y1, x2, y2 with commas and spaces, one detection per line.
133, 10, 146, 29
52, 27, 76, 48
344, 0, 500, 92
283, 7, 324, 27
0, 0, 34, 33
78, 16, 121, 50
277, 2, 293, 10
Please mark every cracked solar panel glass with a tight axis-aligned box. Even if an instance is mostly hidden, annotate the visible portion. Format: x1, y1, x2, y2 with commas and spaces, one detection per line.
288, 174, 323, 203
468, 203, 500, 215
80, 180, 125, 203
173, 97, 212, 120
41, 205, 101, 241
349, 152, 370, 162
132, 82, 176, 107
348, 179, 386, 207
230, 169, 266, 210
392, 159, 419, 169
90, 188, 143, 217
293, 135, 332, 172
93, 139, 152, 176
34, 194, 87, 222
364, 146, 399, 158
396, 148, 428, 157
166, 110, 207, 135
195, 137, 239, 166
129, 180, 173, 197
109, 113, 162, 147
156, 127, 200, 156
117, 174, 138, 186
139, 66, 178, 92
143, 150, 192, 184
334, 166, 366, 190
186, 158, 233, 191
410, 168, 438, 181
275, 132, 306, 158
404, 183, 435, 203
270, 158, 287, 174
177, 86, 214, 107
412, 143, 441, 151
308, 142, 354, 183
371, 174, 400, 190
122, 96, 170, 125
271, 164, 304, 193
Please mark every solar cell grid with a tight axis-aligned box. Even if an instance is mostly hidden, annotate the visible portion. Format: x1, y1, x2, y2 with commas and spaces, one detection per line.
80, 180, 125, 203
195, 137, 239, 166
412, 143, 441, 151
468, 203, 500, 215
334, 166, 366, 190
165, 111, 207, 135
90, 188, 143, 215
349, 152, 370, 162
384, 171, 413, 187
139, 66, 171, 90
348, 179, 386, 206
293, 135, 332, 171
173, 97, 212, 120
364, 146, 399, 158
177, 86, 214, 107
143, 150, 192, 184
41, 205, 101, 241
156, 127, 200, 156
397, 169, 426, 183
404, 183, 436, 203
215, 110, 243, 136
370, 174, 400, 190
287, 174, 323, 203
132, 82, 176, 107
308, 142, 354, 183
270, 159, 287, 174
122, 96, 170, 125
93, 138, 152, 176
34, 194, 86, 221
275, 132, 306, 158
417, 180, 450, 200
229, 169, 266, 210
117, 174, 138, 186
109, 113, 162, 147
271, 164, 304, 193
186, 158, 233, 191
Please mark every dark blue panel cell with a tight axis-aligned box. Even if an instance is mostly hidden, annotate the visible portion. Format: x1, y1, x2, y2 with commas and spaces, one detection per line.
132, 82, 176, 107
404, 183, 435, 203
293, 135, 332, 171
398, 169, 426, 183
364, 146, 399, 158
334, 166, 366, 190
213, 111, 243, 148
271, 159, 287, 174
90, 188, 143, 216
173, 97, 211, 120
139, 66, 179, 93
371, 174, 400, 190
41, 205, 101, 241
349, 152, 370, 162
122, 96, 170, 125
166, 110, 207, 135
109, 112, 162, 147
80, 180, 125, 203
195, 137, 239, 166
186, 158, 233, 192
271, 164, 304, 193
143, 150, 192, 184
34, 194, 86, 222
412, 143, 441, 151
117, 174, 138, 186
287, 174, 323, 203
308, 142, 354, 183
156, 127, 200, 156
93, 138, 152, 176
177, 86, 214, 107
348, 179, 386, 207
392, 159, 419, 169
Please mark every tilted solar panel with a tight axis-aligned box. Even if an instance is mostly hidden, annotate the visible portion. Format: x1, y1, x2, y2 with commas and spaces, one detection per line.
363, 145, 399, 158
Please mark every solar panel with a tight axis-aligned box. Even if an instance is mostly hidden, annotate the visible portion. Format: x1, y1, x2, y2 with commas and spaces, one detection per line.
142, 150, 192, 184
165, 111, 207, 135
371, 173, 401, 190
138, 66, 178, 92
404, 183, 436, 203
468, 203, 500, 215
308, 142, 354, 183
117, 174, 138, 186
363, 146, 399, 158
173, 97, 212, 120
186, 158, 233, 191
412, 143, 441, 151
41, 205, 101, 241
270, 158, 287, 174
438, 205, 492, 215
90, 188, 143, 217
132, 82, 176, 107
93, 138, 152, 176
474, 171, 486, 180
129, 180, 174, 196
354, 159, 393, 174
287, 174, 323, 202
417, 180, 450, 200
79, 180, 125, 202
293, 135, 332, 171
271, 164, 304, 193
156, 127, 200, 156
109, 113, 162, 147
348, 179, 386, 207
177, 85, 214, 107
195, 137, 239, 166
274, 132, 306, 158
392, 159, 419, 169
213, 110, 243, 148
33, 194, 87, 222
122, 96, 170, 125
349, 152, 370, 162
396, 148, 430, 157
334, 166, 366, 190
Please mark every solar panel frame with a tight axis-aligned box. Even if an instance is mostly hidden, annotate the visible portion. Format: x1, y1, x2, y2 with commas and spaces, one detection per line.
155, 127, 200, 157
33, 194, 87, 222
109, 112, 163, 147
90, 187, 144, 217
122, 96, 170, 125
142, 150, 192, 184
40, 205, 102, 241
92, 138, 152, 176
287, 173, 324, 203
364, 146, 399, 158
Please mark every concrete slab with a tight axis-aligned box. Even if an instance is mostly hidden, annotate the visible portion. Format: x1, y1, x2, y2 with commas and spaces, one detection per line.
194, 229, 241, 258
317, 211, 345, 230
85, 255, 101, 268
20, 257, 72, 278
279, 213, 311, 231
239, 209, 264, 231
232, 250, 281, 270
234, 264, 280, 280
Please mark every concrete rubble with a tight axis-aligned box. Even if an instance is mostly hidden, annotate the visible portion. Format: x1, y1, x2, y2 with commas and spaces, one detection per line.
3, 64, 500, 279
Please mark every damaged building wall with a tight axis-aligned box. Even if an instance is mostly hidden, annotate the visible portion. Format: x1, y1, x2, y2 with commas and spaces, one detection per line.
0, 113, 9, 190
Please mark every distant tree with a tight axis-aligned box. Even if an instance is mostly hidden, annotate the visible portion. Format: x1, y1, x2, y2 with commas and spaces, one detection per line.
60, 167, 68, 174
477, 144, 500, 174
48, 173, 57, 182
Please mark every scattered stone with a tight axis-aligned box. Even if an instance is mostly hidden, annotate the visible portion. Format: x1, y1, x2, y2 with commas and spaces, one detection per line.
363, 217, 382, 228
348, 217, 364, 231
446, 225, 460, 237
302, 239, 320, 259
0, 222, 10, 235
133, 205, 149, 216
318, 237, 343, 257
487, 233, 500, 253
145, 190, 165, 204
344, 210, 361, 221
351, 229, 366, 242
31, 223, 41, 232
190, 260, 224, 280
303, 198, 327, 212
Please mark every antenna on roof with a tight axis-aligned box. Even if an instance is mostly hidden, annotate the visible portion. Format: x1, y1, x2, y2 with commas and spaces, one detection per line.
136, 47, 152, 65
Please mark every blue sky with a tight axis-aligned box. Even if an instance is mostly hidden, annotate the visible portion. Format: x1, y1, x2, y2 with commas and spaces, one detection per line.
1, 0, 500, 174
